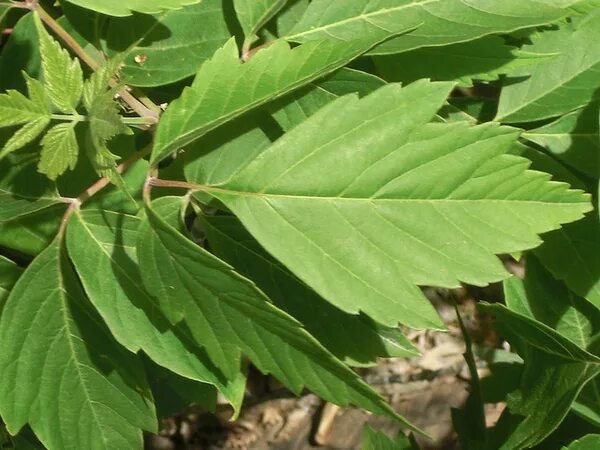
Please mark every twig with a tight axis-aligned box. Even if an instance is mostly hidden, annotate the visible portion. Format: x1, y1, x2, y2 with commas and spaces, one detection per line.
58, 145, 152, 235
314, 403, 341, 446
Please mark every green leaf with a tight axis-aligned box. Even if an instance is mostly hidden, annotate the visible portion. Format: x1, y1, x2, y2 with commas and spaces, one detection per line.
0, 237, 157, 450
151, 36, 409, 164
573, 376, 600, 427
66, 209, 246, 412
64, 0, 203, 17
199, 214, 419, 366
0, 151, 64, 222
105, 0, 233, 87
0, 3, 12, 30
285, 0, 580, 53
34, 14, 83, 114
38, 122, 79, 180
0, 255, 22, 308
0, 117, 50, 160
374, 36, 552, 88
497, 13, 600, 122
0, 207, 62, 256
234, 0, 288, 49
0, 89, 49, 128
137, 197, 420, 431
535, 214, 600, 309
82, 57, 122, 110
362, 425, 415, 450
200, 81, 591, 329
523, 105, 600, 178
0, 13, 41, 92
564, 435, 600, 449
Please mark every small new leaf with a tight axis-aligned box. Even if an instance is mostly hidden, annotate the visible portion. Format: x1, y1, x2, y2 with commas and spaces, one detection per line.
35, 14, 83, 113
0, 89, 49, 128
38, 122, 79, 180
83, 57, 122, 110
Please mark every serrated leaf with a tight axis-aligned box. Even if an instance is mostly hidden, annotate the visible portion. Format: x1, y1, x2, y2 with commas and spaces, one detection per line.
535, 214, 600, 309
0, 89, 49, 127
497, 13, 600, 122
38, 122, 79, 180
234, 0, 288, 49
0, 237, 157, 450
151, 36, 410, 164
198, 81, 591, 329
0, 151, 64, 222
564, 435, 600, 449
64, 0, 203, 17
0, 255, 22, 308
374, 36, 552, 88
362, 425, 415, 450
34, 14, 83, 113
82, 57, 122, 110
137, 197, 420, 431
105, 0, 232, 87
199, 214, 419, 366
66, 209, 246, 411
0, 117, 50, 159
523, 105, 600, 178
285, 0, 580, 53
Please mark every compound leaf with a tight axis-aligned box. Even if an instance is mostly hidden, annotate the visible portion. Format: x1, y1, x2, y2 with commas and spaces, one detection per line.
0, 237, 157, 450
200, 81, 591, 329
151, 36, 410, 164
35, 14, 83, 114
62, 0, 202, 17
0, 116, 50, 159
66, 209, 246, 412
38, 122, 79, 180
137, 197, 420, 431
0, 89, 49, 128
234, 0, 288, 49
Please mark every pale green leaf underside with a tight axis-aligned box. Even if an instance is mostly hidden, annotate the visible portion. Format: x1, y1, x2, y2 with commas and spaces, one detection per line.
138, 197, 419, 431
106, 0, 232, 87
202, 81, 591, 329
286, 0, 580, 54
0, 89, 49, 128
200, 215, 419, 366
0, 255, 22, 307
63, 0, 202, 17
0, 117, 50, 159
151, 36, 407, 163
0, 238, 156, 450
67, 210, 246, 411
497, 13, 600, 122
35, 14, 83, 114
39, 122, 79, 180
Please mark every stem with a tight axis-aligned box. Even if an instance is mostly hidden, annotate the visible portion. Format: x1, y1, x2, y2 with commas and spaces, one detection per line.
58, 145, 152, 235
50, 113, 87, 122
149, 178, 201, 190
32, 3, 160, 122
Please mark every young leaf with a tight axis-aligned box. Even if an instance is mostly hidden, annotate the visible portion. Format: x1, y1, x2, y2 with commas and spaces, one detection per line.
523, 106, 600, 178
497, 13, 600, 122
0, 116, 50, 159
0, 255, 22, 308
82, 57, 122, 109
34, 14, 83, 114
0, 89, 49, 128
234, 0, 288, 49
137, 197, 421, 431
374, 36, 552, 88
0, 151, 64, 222
0, 237, 157, 450
199, 214, 419, 366
38, 122, 79, 180
105, 0, 232, 86
65, 0, 203, 17
66, 209, 246, 411
199, 81, 591, 329
151, 36, 410, 164
285, 0, 579, 53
